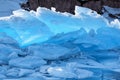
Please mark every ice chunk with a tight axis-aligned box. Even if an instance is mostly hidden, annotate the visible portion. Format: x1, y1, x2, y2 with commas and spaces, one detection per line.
6, 68, 20, 78
96, 27, 120, 49
35, 6, 109, 33
4, 77, 45, 80
6, 68, 34, 78
0, 44, 22, 64
0, 6, 114, 47
9, 56, 46, 69
8, 52, 19, 60
0, 19, 22, 45
8, 9, 53, 46
0, 74, 6, 79
110, 19, 120, 29
19, 69, 34, 77
74, 34, 100, 46
0, 32, 18, 46
47, 28, 87, 44
47, 67, 77, 78
47, 65, 93, 79
28, 43, 71, 60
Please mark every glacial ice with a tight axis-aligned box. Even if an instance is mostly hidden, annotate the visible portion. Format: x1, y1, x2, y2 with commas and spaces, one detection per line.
28, 43, 72, 60
0, 6, 120, 80
9, 56, 46, 69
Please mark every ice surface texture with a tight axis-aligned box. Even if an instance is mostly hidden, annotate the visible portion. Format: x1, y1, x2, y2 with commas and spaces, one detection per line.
0, 6, 120, 80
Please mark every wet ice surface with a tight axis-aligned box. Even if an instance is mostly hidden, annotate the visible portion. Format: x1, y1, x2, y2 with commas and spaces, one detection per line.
0, 6, 120, 80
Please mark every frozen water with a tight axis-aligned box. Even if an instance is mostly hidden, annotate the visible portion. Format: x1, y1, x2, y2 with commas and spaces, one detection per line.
0, 5, 120, 80
47, 66, 93, 79
9, 56, 46, 69
0, 9, 53, 46
28, 43, 72, 60
35, 6, 109, 33
0, 6, 119, 47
